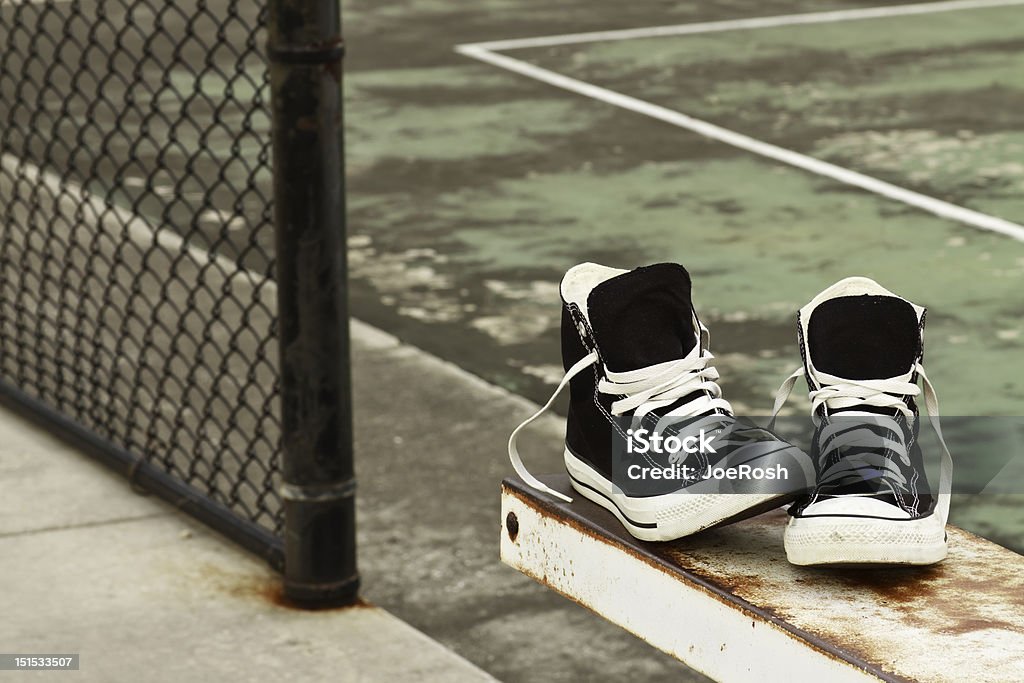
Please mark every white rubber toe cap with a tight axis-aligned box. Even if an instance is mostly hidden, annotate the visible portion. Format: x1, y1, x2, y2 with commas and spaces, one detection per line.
799, 496, 912, 519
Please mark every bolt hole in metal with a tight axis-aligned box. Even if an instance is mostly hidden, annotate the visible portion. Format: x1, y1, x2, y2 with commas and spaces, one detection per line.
506, 511, 519, 542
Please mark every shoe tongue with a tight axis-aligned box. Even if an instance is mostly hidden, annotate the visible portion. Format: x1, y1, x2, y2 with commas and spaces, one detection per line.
808, 294, 920, 382
587, 263, 697, 372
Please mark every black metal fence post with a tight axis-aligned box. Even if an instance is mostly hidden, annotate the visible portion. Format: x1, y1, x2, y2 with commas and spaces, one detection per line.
267, 0, 358, 606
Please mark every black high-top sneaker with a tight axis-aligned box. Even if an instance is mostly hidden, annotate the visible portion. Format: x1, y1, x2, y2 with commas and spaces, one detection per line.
509, 262, 813, 542
772, 277, 952, 566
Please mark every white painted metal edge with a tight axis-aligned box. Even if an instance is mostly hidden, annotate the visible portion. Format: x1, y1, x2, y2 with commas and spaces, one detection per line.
500, 489, 884, 683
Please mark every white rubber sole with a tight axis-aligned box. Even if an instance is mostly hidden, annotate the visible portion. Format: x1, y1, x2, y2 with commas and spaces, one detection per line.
784, 511, 948, 566
564, 447, 789, 542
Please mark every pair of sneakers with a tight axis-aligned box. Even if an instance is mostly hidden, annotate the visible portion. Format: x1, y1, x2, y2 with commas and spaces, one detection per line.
509, 263, 952, 567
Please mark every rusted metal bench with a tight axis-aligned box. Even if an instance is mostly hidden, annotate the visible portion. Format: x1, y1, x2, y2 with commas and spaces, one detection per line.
501, 475, 1024, 682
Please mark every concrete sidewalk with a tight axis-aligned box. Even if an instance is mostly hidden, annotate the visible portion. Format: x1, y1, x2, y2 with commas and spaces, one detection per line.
0, 401, 495, 682
0, 318, 700, 683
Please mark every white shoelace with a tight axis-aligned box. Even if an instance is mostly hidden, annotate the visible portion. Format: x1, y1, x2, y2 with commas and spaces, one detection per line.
508, 340, 731, 503
771, 363, 952, 524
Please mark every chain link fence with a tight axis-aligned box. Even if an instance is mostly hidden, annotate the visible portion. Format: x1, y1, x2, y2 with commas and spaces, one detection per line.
0, 0, 286, 561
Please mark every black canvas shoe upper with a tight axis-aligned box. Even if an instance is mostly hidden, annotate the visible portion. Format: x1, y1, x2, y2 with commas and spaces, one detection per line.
562, 264, 724, 494
803, 295, 931, 516
807, 295, 920, 382
772, 277, 953, 524
509, 262, 814, 504
558, 263, 811, 498
584, 264, 698, 371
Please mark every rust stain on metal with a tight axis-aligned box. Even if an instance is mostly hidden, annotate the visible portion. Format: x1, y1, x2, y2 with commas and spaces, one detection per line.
503, 476, 1024, 682
503, 484, 887, 677
828, 547, 1024, 637
649, 513, 1024, 677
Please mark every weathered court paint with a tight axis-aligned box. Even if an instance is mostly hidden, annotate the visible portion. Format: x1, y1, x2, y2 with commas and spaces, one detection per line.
343, 2, 1024, 419
519, 3, 1024, 224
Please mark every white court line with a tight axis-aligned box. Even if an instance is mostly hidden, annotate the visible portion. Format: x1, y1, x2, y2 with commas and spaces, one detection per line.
455, 3, 1024, 242
463, 0, 1024, 51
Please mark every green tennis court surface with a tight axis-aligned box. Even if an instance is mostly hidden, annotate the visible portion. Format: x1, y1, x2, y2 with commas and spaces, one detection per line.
346, 0, 1024, 419
523, 2, 1024, 223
